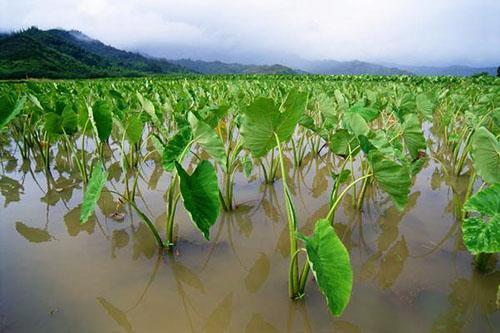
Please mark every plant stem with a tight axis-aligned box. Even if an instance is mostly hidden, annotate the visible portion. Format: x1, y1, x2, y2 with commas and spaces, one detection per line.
274, 132, 299, 298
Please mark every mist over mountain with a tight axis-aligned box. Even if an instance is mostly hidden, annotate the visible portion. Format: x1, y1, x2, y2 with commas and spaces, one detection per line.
0, 28, 497, 79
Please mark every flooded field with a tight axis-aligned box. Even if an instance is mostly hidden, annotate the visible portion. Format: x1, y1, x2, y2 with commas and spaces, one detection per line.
1, 139, 498, 332
1, 75, 499, 332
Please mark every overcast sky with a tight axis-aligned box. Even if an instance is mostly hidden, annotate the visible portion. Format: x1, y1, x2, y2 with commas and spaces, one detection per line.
1, 0, 499, 66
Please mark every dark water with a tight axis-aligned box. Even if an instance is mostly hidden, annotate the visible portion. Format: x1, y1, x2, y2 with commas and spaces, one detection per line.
1, 138, 499, 332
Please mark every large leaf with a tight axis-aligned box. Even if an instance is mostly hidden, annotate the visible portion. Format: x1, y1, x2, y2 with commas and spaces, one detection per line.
368, 150, 411, 210
240, 90, 307, 158
0, 95, 26, 130
91, 100, 113, 141
330, 129, 355, 157
416, 93, 434, 120
175, 161, 220, 240
403, 114, 426, 159
343, 112, 369, 137
348, 104, 379, 122
80, 163, 108, 224
188, 112, 226, 170
162, 127, 192, 172
125, 115, 144, 145
300, 219, 353, 316
462, 184, 500, 254
471, 127, 500, 184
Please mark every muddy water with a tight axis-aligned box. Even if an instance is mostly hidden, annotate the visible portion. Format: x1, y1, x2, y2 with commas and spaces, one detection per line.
1, 142, 499, 332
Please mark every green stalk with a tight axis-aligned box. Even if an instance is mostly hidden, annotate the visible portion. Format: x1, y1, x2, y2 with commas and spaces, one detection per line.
274, 132, 299, 298
326, 174, 373, 222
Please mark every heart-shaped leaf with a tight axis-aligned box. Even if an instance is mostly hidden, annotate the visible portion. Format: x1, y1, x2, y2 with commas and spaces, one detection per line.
462, 184, 500, 254
240, 89, 307, 158
300, 219, 353, 316
471, 127, 500, 184
175, 160, 220, 240
80, 162, 108, 224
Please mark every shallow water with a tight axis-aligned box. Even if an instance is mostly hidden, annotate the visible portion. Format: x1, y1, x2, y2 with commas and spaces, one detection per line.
1, 139, 499, 332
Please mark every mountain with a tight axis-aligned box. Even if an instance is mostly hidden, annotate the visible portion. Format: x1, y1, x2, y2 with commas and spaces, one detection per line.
297, 60, 413, 75
0, 27, 189, 79
394, 64, 497, 76
171, 59, 299, 74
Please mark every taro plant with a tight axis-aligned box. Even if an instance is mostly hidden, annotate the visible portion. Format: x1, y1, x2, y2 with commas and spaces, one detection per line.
240, 89, 354, 316
461, 127, 500, 271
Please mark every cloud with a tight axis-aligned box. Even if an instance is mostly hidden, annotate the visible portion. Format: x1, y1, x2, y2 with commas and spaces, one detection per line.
1, 0, 499, 66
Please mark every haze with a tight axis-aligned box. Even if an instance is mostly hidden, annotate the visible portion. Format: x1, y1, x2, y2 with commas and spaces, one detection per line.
1, 0, 499, 67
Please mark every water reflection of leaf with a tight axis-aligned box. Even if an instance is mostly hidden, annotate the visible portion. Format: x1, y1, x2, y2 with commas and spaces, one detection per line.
245, 253, 270, 293
262, 198, 279, 223
132, 223, 156, 260
5, 157, 17, 173
431, 271, 500, 332
111, 229, 130, 258
107, 162, 122, 182
64, 205, 95, 236
312, 165, 329, 198
172, 261, 205, 293
234, 205, 253, 238
148, 163, 163, 190
0, 175, 24, 207
245, 313, 278, 333
378, 237, 409, 289
97, 297, 133, 333
376, 192, 419, 252
15, 221, 51, 243
204, 293, 233, 333
332, 320, 362, 333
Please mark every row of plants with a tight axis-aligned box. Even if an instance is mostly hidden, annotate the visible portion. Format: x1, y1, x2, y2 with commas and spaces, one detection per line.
0, 74, 498, 316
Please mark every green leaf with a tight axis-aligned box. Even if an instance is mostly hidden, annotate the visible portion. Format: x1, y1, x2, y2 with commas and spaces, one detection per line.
300, 219, 353, 316
91, 100, 113, 141
240, 90, 307, 158
162, 127, 192, 172
126, 115, 143, 145
416, 93, 434, 120
188, 112, 226, 170
330, 129, 355, 157
241, 155, 253, 178
368, 150, 411, 210
462, 184, 500, 254
44, 112, 63, 136
343, 112, 369, 137
80, 163, 108, 224
403, 114, 426, 159
0, 95, 26, 130
175, 160, 220, 240
471, 127, 500, 184
348, 105, 379, 122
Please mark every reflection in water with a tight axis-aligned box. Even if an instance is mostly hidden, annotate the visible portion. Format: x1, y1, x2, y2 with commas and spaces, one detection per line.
111, 229, 129, 258
360, 192, 419, 288
97, 297, 134, 333
203, 293, 233, 333
1, 125, 499, 332
0, 175, 24, 207
245, 252, 270, 293
64, 205, 96, 236
431, 271, 500, 333
246, 313, 279, 333
15, 221, 52, 243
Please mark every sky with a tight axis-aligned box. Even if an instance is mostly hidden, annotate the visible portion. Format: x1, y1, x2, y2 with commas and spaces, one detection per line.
1, 0, 499, 67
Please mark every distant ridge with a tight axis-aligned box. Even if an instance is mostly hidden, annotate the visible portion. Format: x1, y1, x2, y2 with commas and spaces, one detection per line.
170, 59, 299, 75
298, 59, 413, 76
0, 27, 189, 79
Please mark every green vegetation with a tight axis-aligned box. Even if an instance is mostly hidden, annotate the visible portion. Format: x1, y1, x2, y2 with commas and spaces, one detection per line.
0, 73, 498, 317
0, 27, 189, 79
